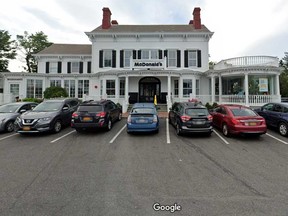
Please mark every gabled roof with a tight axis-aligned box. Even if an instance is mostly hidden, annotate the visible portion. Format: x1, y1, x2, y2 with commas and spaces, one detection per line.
89, 24, 212, 34
36, 44, 92, 55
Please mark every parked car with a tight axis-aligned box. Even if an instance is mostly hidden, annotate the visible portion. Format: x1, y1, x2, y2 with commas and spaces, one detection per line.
14, 98, 80, 133
168, 102, 213, 136
127, 103, 159, 133
255, 102, 288, 136
71, 100, 122, 132
210, 104, 267, 137
0, 102, 38, 132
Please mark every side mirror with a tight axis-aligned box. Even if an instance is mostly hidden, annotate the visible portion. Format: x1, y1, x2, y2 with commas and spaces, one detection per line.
209, 109, 214, 113
63, 107, 69, 111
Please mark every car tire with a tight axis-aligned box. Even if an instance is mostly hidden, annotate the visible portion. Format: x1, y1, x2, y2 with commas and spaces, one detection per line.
168, 116, 172, 124
176, 122, 182, 136
75, 128, 82, 133
278, 122, 288, 136
118, 113, 122, 121
53, 120, 62, 133
106, 119, 112, 131
222, 123, 230, 137
5, 121, 15, 132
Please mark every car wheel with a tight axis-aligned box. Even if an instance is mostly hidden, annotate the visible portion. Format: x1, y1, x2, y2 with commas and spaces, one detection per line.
118, 113, 122, 121
278, 122, 288, 136
53, 120, 62, 133
106, 119, 112, 131
176, 123, 182, 136
75, 128, 82, 133
222, 123, 230, 137
5, 121, 14, 132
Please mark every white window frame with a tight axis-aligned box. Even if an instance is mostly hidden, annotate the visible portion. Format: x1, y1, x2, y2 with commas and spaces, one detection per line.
106, 80, 115, 98
104, 50, 112, 67
188, 50, 197, 67
71, 62, 79, 73
183, 79, 192, 97
78, 80, 89, 98
27, 79, 43, 98
50, 80, 61, 87
124, 50, 132, 67
49, 62, 58, 74
168, 50, 177, 67
64, 80, 75, 97
141, 50, 158, 59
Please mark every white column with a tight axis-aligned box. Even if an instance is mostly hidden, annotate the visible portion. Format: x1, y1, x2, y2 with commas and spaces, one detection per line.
219, 75, 222, 103
115, 77, 119, 101
275, 74, 280, 95
244, 73, 249, 106
179, 76, 183, 100
167, 75, 171, 99
192, 77, 196, 98
211, 75, 215, 103
125, 75, 129, 102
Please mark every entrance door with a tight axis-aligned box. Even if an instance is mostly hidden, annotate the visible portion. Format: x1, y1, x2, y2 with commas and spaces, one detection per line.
139, 77, 160, 102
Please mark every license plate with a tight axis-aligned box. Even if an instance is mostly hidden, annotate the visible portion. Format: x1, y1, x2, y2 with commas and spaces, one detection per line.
82, 117, 92, 122
249, 122, 257, 126
193, 121, 204, 125
137, 119, 147, 123
22, 126, 30, 131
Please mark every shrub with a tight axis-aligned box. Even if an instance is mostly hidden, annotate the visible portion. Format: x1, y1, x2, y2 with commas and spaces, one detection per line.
22, 98, 43, 103
43, 86, 68, 99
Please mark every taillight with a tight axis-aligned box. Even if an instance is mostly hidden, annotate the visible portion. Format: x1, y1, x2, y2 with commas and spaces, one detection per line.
207, 115, 213, 121
231, 118, 241, 125
153, 115, 158, 123
72, 112, 78, 118
181, 115, 190, 122
127, 115, 131, 123
96, 112, 106, 118
260, 119, 266, 125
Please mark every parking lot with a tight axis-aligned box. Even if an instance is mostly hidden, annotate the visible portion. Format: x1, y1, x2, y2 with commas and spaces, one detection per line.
1, 118, 288, 215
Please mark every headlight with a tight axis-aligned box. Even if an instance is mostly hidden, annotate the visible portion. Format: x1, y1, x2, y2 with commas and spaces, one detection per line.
39, 117, 51, 122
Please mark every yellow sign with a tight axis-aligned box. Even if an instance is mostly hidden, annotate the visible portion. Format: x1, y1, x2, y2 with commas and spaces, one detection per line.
154, 95, 157, 105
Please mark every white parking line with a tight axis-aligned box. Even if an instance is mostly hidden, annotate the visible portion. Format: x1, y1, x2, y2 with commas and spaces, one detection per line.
0, 133, 18, 141
166, 118, 170, 144
213, 130, 230, 145
50, 130, 76, 143
266, 133, 288, 145
109, 125, 126, 143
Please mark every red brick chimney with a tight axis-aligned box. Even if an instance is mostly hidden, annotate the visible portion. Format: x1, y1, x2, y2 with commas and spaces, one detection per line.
102, 7, 112, 29
193, 7, 201, 29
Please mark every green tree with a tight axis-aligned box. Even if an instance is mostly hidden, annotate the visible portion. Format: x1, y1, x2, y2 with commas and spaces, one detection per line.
280, 52, 288, 97
43, 86, 68, 99
0, 30, 17, 72
17, 31, 52, 73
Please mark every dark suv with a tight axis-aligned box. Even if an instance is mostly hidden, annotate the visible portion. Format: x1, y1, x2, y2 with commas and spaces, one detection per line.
71, 100, 122, 132
168, 102, 213, 136
15, 98, 80, 133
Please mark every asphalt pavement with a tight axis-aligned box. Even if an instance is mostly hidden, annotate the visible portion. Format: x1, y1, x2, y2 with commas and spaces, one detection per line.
0, 119, 288, 215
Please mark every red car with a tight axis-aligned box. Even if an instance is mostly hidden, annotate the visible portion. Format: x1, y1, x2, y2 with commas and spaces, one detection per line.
210, 104, 267, 136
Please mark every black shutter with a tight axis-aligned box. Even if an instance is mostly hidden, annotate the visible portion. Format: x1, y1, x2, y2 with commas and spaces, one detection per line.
79, 62, 83, 73
164, 50, 168, 58
99, 50, 103, 68
57, 62, 62, 73
45, 62, 49, 73
158, 50, 162, 59
177, 50, 181, 67
120, 50, 124, 68
87, 61, 91, 73
133, 50, 137, 59
67, 62, 71, 74
197, 50, 202, 68
184, 50, 188, 68
112, 50, 116, 68
138, 50, 141, 59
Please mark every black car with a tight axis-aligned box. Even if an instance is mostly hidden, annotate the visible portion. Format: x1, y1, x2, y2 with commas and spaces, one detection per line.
169, 102, 213, 136
14, 98, 80, 133
71, 100, 122, 132
255, 102, 288, 136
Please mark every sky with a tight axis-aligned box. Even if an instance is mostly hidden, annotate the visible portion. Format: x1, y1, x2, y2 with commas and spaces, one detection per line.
1, 0, 288, 71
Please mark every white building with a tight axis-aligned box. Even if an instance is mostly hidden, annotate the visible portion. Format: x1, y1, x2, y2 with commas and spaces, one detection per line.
0, 7, 282, 111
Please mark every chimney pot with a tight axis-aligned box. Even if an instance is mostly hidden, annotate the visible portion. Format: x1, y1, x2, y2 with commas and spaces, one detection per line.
193, 7, 201, 29
111, 20, 118, 25
102, 7, 112, 29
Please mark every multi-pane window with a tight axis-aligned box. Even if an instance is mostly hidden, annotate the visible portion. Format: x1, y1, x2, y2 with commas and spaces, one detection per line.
104, 50, 112, 67
124, 50, 132, 67
78, 80, 89, 98
120, 79, 125, 97
64, 80, 75, 97
183, 79, 192, 97
174, 80, 179, 97
168, 50, 177, 67
71, 62, 79, 73
196, 79, 200, 96
49, 62, 58, 73
188, 50, 197, 67
27, 79, 43, 98
106, 80, 115, 98
10, 84, 19, 96
50, 80, 61, 87
141, 50, 158, 59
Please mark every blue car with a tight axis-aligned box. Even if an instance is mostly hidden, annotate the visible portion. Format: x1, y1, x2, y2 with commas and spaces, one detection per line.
127, 103, 159, 133
255, 102, 288, 136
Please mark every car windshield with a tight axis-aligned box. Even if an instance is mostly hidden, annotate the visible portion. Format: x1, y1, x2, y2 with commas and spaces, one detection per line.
230, 108, 257, 116
78, 105, 102, 112
131, 108, 155, 114
32, 102, 63, 112
185, 108, 208, 116
0, 104, 19, 113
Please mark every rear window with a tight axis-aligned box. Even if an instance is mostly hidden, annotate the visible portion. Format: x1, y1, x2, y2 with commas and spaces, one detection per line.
185, 108, 208, 116
230, 108, 257, 116
131, 108, 155, 114
78, 105, 102, 112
